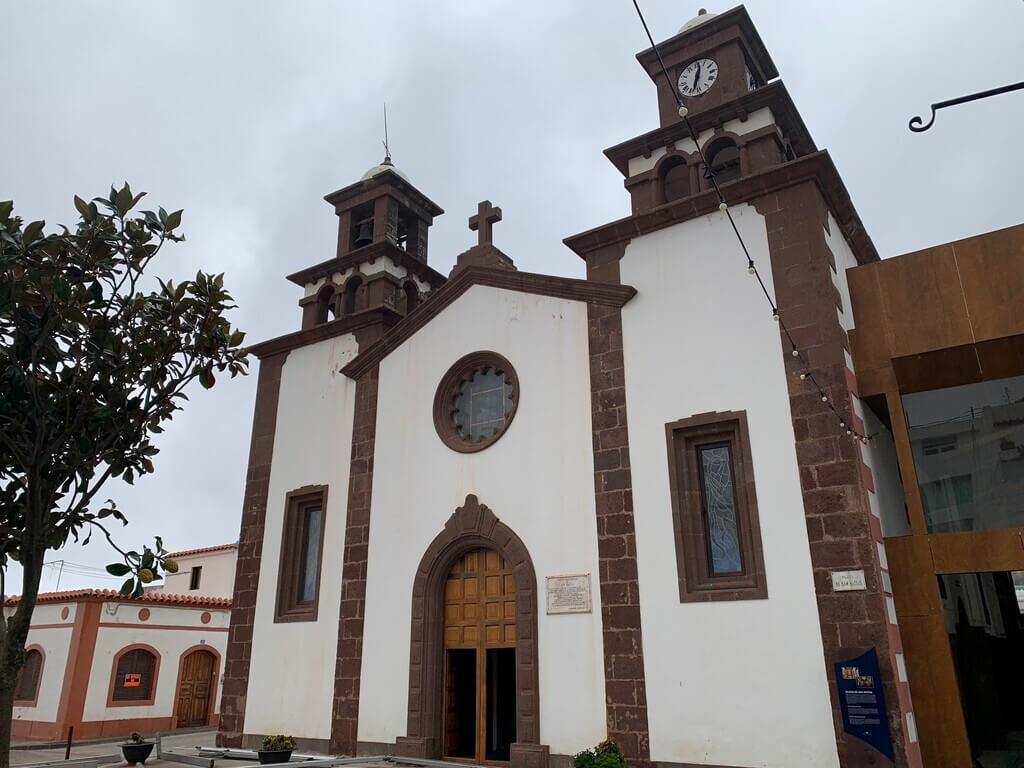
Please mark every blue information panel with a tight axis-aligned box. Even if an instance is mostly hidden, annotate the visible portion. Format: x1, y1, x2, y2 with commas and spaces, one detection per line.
834, 648, 894, 761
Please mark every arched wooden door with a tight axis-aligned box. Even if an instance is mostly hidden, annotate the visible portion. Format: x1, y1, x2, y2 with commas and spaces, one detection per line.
175, 649, 216, 728
442, 548, 517, 764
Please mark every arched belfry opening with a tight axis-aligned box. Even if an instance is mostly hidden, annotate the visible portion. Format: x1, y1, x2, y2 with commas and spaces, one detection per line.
659, 155, 692, 204
397, 495, 547, 768
341, 276, 363, 316
706, 138, 742, 184
315, 284, 336, 325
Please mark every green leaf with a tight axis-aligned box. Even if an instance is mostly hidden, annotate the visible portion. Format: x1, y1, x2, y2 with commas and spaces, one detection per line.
106, 563, 131, 576
120, 577, 135, 596
74, 195, 90, 218
199, 369, 215, 389
55, 278, 72, 303
23, 220, 45, 243
164, 209, 183, 231
115, 183, 133, 215
0, 200, 12, 221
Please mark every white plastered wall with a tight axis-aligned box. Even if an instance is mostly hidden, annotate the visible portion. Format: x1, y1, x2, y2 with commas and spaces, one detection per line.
160, 548, 237, 598
243, 333, 360, 740
358, 285, 607, 756
82, 603, 229, 722
620, 204, 840, 768
12, 602, 77, 723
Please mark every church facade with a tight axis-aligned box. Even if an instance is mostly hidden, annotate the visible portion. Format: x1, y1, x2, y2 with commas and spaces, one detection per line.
217, 8, 928, 768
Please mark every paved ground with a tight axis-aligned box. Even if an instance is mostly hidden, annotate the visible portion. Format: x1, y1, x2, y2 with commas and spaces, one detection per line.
9, 729, 219, 766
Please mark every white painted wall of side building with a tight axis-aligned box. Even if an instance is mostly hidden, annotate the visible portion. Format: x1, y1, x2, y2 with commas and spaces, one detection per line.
358, 285, 608, 756
82, 602, 229, 722
10, 603, 76, 724
243, 333, 360, 740
159, 547, 238, 599
619, 204, 841, 768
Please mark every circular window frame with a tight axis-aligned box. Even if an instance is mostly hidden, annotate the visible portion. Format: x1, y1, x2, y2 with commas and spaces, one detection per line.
433, 351, 520, 453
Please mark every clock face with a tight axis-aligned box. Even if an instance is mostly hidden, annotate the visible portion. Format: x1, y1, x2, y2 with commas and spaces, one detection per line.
678, 58, 718, 97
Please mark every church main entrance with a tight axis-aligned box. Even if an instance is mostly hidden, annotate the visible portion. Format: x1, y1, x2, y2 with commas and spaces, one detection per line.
442, 548, 518, 764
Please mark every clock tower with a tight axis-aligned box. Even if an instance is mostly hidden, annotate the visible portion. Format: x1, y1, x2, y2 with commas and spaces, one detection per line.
566, 6, 923, 768
639, 8, 776, 126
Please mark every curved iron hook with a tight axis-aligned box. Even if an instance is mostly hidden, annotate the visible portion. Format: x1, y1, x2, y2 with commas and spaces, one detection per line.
909, 82, 1024, 134
908, 107, 937, 133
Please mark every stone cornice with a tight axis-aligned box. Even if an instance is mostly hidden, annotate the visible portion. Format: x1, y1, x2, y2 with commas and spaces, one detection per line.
603, 82, 816, 177
285, 240, 448, 289
564, 150, 878, 266
247, 307, 402, 360
341, 266, 637, 380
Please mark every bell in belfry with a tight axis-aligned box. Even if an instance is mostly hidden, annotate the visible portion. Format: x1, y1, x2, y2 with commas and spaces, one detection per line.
354, 219, 373, 247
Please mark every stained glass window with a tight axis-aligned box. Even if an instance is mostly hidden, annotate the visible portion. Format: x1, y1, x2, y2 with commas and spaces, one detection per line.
698, 443, 743, 575
452, 367, 515, 442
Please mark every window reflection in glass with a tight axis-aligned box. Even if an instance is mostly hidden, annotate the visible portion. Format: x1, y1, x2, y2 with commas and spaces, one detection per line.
903, 375, 1024, 533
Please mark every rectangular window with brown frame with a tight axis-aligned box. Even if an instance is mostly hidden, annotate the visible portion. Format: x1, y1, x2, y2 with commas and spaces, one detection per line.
275, 485, 328, 622
665, 410, 768, 602
189, 565, 202, 591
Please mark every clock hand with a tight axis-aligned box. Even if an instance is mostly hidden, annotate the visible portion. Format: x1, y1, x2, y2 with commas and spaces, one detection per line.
693, 62, 701, 91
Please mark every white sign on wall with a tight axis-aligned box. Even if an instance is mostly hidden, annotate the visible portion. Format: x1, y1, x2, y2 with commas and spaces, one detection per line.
831, 570, 867, 592
545, 573, 592, 614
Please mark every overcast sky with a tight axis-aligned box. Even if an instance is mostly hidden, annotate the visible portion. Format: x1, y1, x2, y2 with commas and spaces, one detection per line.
2, 0, 1022, 594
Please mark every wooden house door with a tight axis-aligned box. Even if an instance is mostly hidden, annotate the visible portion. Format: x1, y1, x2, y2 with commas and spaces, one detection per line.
175, 649, 215, 728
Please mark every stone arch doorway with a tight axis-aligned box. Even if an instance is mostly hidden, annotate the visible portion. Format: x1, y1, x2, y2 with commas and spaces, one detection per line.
396, 495, 548, 768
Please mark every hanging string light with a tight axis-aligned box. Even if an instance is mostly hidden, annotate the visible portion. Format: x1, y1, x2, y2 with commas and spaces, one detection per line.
629, 0, 876, 442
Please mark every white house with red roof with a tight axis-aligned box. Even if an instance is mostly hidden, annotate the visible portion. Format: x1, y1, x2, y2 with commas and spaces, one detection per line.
6, 544, 234, 741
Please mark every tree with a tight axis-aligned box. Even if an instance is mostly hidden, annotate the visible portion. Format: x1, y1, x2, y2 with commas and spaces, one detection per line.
0, 185, 249, 757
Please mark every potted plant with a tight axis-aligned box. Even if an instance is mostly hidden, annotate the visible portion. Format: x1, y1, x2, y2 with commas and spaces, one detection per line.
121, 732, 155, 765
573, 739, 626, 768
258, 734, 296, 764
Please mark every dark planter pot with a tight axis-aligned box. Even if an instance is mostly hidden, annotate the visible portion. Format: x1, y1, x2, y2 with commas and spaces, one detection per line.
122, 742, 154, 765
258, 750, 293, 764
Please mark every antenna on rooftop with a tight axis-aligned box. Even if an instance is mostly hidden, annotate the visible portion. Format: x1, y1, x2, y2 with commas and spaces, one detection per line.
382, 103, 392, 163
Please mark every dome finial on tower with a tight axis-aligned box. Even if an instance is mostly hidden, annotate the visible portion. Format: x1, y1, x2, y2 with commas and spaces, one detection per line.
680, 7, 717, 32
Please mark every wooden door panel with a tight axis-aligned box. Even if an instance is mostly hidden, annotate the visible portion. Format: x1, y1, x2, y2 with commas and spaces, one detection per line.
442, 549, 518, 762
176, 650, 215, 728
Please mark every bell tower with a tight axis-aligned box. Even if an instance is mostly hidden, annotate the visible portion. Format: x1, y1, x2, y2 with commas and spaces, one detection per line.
638, 7, 777, 127
287, 156, 446, 331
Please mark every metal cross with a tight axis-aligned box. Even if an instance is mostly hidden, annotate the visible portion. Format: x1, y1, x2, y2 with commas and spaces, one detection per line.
468, 200, 502, 246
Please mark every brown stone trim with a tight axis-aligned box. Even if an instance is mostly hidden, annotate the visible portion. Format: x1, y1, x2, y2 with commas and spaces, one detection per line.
329, 361, 380, 755
587, 302, 651, 768
665, 410, 768, 602
324, 168, 444, 219
342, 265, 638, 380
217, 351, 288, 748
396, 494, 547, 768
106, 643, 161, 707
432, 351, 520, 453
754, 184, 918, 768
287, 240, 447, 290
249, 307, 402, 360
603, 82, 812, 176
273, 485, 329, 623
565, 151, 878, 267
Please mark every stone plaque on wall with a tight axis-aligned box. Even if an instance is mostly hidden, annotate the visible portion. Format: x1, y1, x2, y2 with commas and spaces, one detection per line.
545, 573, 592, 614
